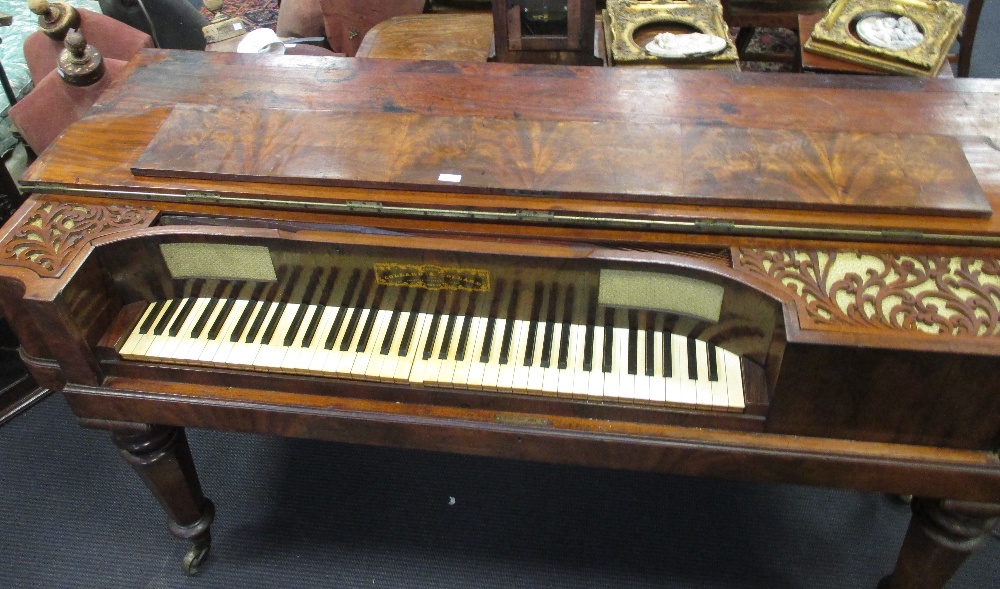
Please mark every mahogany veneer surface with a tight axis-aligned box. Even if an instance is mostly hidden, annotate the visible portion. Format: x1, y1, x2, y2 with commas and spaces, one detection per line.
132, 104, 986, 216
19, 50, 1000, 238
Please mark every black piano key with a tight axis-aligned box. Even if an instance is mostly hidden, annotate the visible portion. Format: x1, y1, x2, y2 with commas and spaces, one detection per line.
539, 283, 559, 369
498, 281, 520, 365
153, 298, 182, 336
283, 267, 323, 346
245, 268, 289, 343
208, 282, 246, 340
707, 342, 719, 382
662, 322, 673, 378
356, 284, 387, 352
229, 281, 268, 342
167, 279, 205, 337
582, 288, 597, 372
381, 288, 410, 355
644, 312, 655, 377
687, 336, 698, 380
522, 282, 545, 367
557, 284, 574, 370
339, 271, 375, 351
168, 297, 198, 337
627, 309, 638, 376
479, 280, 506, 364
192, 281, 232, 339
454, 291, 478, 362
138, 300, 165, 335
324, 268, 362, 350
262, 266, 303, 346
397, 288, 426, 357
602, 307, 615, 373
422, 291, 449, 360
300, 268, 340, 347
438, 291, 464, 360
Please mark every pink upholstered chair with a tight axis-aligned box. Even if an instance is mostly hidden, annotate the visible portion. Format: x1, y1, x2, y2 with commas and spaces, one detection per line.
23, 6, 153, 86
10, 32, 129, 155
316, 0, 427, 56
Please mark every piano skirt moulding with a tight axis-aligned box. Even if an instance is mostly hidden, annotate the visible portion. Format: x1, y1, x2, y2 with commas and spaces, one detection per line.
1, 49, 1000, 586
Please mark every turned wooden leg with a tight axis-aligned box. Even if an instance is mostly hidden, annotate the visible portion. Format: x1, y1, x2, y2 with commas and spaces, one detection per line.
878, 497, 1000, 589
112, 425, 215, 575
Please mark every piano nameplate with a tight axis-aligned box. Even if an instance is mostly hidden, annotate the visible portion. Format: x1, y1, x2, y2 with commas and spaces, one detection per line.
160, 243, 277, 281
598, 269, 724, 323
374, 263, 490, 292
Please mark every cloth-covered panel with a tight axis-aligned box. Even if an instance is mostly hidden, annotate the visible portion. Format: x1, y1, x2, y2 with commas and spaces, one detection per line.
317, 0, 425, 56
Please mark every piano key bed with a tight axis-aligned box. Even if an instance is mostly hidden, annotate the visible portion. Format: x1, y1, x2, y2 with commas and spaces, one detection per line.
99, 234, 779, 420
118, 270, 745, 411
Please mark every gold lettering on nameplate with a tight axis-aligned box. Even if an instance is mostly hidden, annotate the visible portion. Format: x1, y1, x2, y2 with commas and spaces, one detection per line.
374, 263, 491, 291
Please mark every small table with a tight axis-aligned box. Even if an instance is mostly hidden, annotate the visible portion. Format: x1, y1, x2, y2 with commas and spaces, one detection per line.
357, 13, 494, 61
357, 13, 611, 64
798, 13, 954, 77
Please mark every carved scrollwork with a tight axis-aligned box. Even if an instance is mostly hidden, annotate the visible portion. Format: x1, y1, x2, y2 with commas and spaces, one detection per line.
736, 249, 1000, 336
0, 201, 156, 277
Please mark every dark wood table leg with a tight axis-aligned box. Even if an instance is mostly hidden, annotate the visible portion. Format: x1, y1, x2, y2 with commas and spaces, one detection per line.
111, 424, 215, 574
878, 497, 1000, 589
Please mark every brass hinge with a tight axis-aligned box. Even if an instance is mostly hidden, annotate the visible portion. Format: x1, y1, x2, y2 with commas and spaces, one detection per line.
515, 210, 555, 222
345, 200, 385, 213
695, 219, 736, 232
185, 190, 222, 203
880, 229, 926, 241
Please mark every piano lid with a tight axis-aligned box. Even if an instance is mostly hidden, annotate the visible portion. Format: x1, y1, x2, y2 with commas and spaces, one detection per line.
131, 104, 987, 218
18, 50, 1000, 242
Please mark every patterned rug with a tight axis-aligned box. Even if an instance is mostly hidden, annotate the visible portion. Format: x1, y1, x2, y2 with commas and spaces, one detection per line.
201, 0, 279, 31
739, 27, 799, 72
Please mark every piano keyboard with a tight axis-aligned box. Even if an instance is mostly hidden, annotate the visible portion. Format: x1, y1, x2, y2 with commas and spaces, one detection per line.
118, 269, 745, 411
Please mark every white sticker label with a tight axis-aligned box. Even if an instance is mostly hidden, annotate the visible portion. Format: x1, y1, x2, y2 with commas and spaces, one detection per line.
438, 173, 462, 183
234, 22, 244, 30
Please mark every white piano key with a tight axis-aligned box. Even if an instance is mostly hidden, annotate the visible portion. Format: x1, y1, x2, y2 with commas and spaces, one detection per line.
408, 291, 443, 385
377, 303, 410, 383
694, 339, 714, 407
282, 304, 321, 373
298, 305, 340, 376
231, 301, 280, 370
449, 292, 487, 389
119, 302, 164, 359
144, 299, 186, 360
648, 317, 667, 405
668, 333, 696, 407
206, 299, 250, 366
633, 320, 650, 404
478, 284, 512, 391
360, 308, 394, 380
335, 304, 372, 376
586, 319, 606, 400
540, 319, 562, 395
725, 352, 746, 411
706, 345, 729, 409
160, 298, 210, 362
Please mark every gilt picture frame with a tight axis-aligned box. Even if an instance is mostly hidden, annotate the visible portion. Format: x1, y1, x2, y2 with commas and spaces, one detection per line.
804, 0, 965, 76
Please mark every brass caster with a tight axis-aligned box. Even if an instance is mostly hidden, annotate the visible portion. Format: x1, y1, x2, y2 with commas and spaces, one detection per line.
182, 539, 211, 575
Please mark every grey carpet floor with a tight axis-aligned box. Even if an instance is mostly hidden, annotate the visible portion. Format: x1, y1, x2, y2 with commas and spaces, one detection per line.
1, 394, 998, 589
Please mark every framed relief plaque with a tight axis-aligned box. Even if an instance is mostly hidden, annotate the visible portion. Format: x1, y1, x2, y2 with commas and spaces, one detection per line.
804, 0, 965, 76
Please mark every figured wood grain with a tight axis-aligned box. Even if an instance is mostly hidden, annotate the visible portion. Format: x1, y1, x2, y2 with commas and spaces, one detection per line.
18, 51, 1000, 241
132, 104, 988, 216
